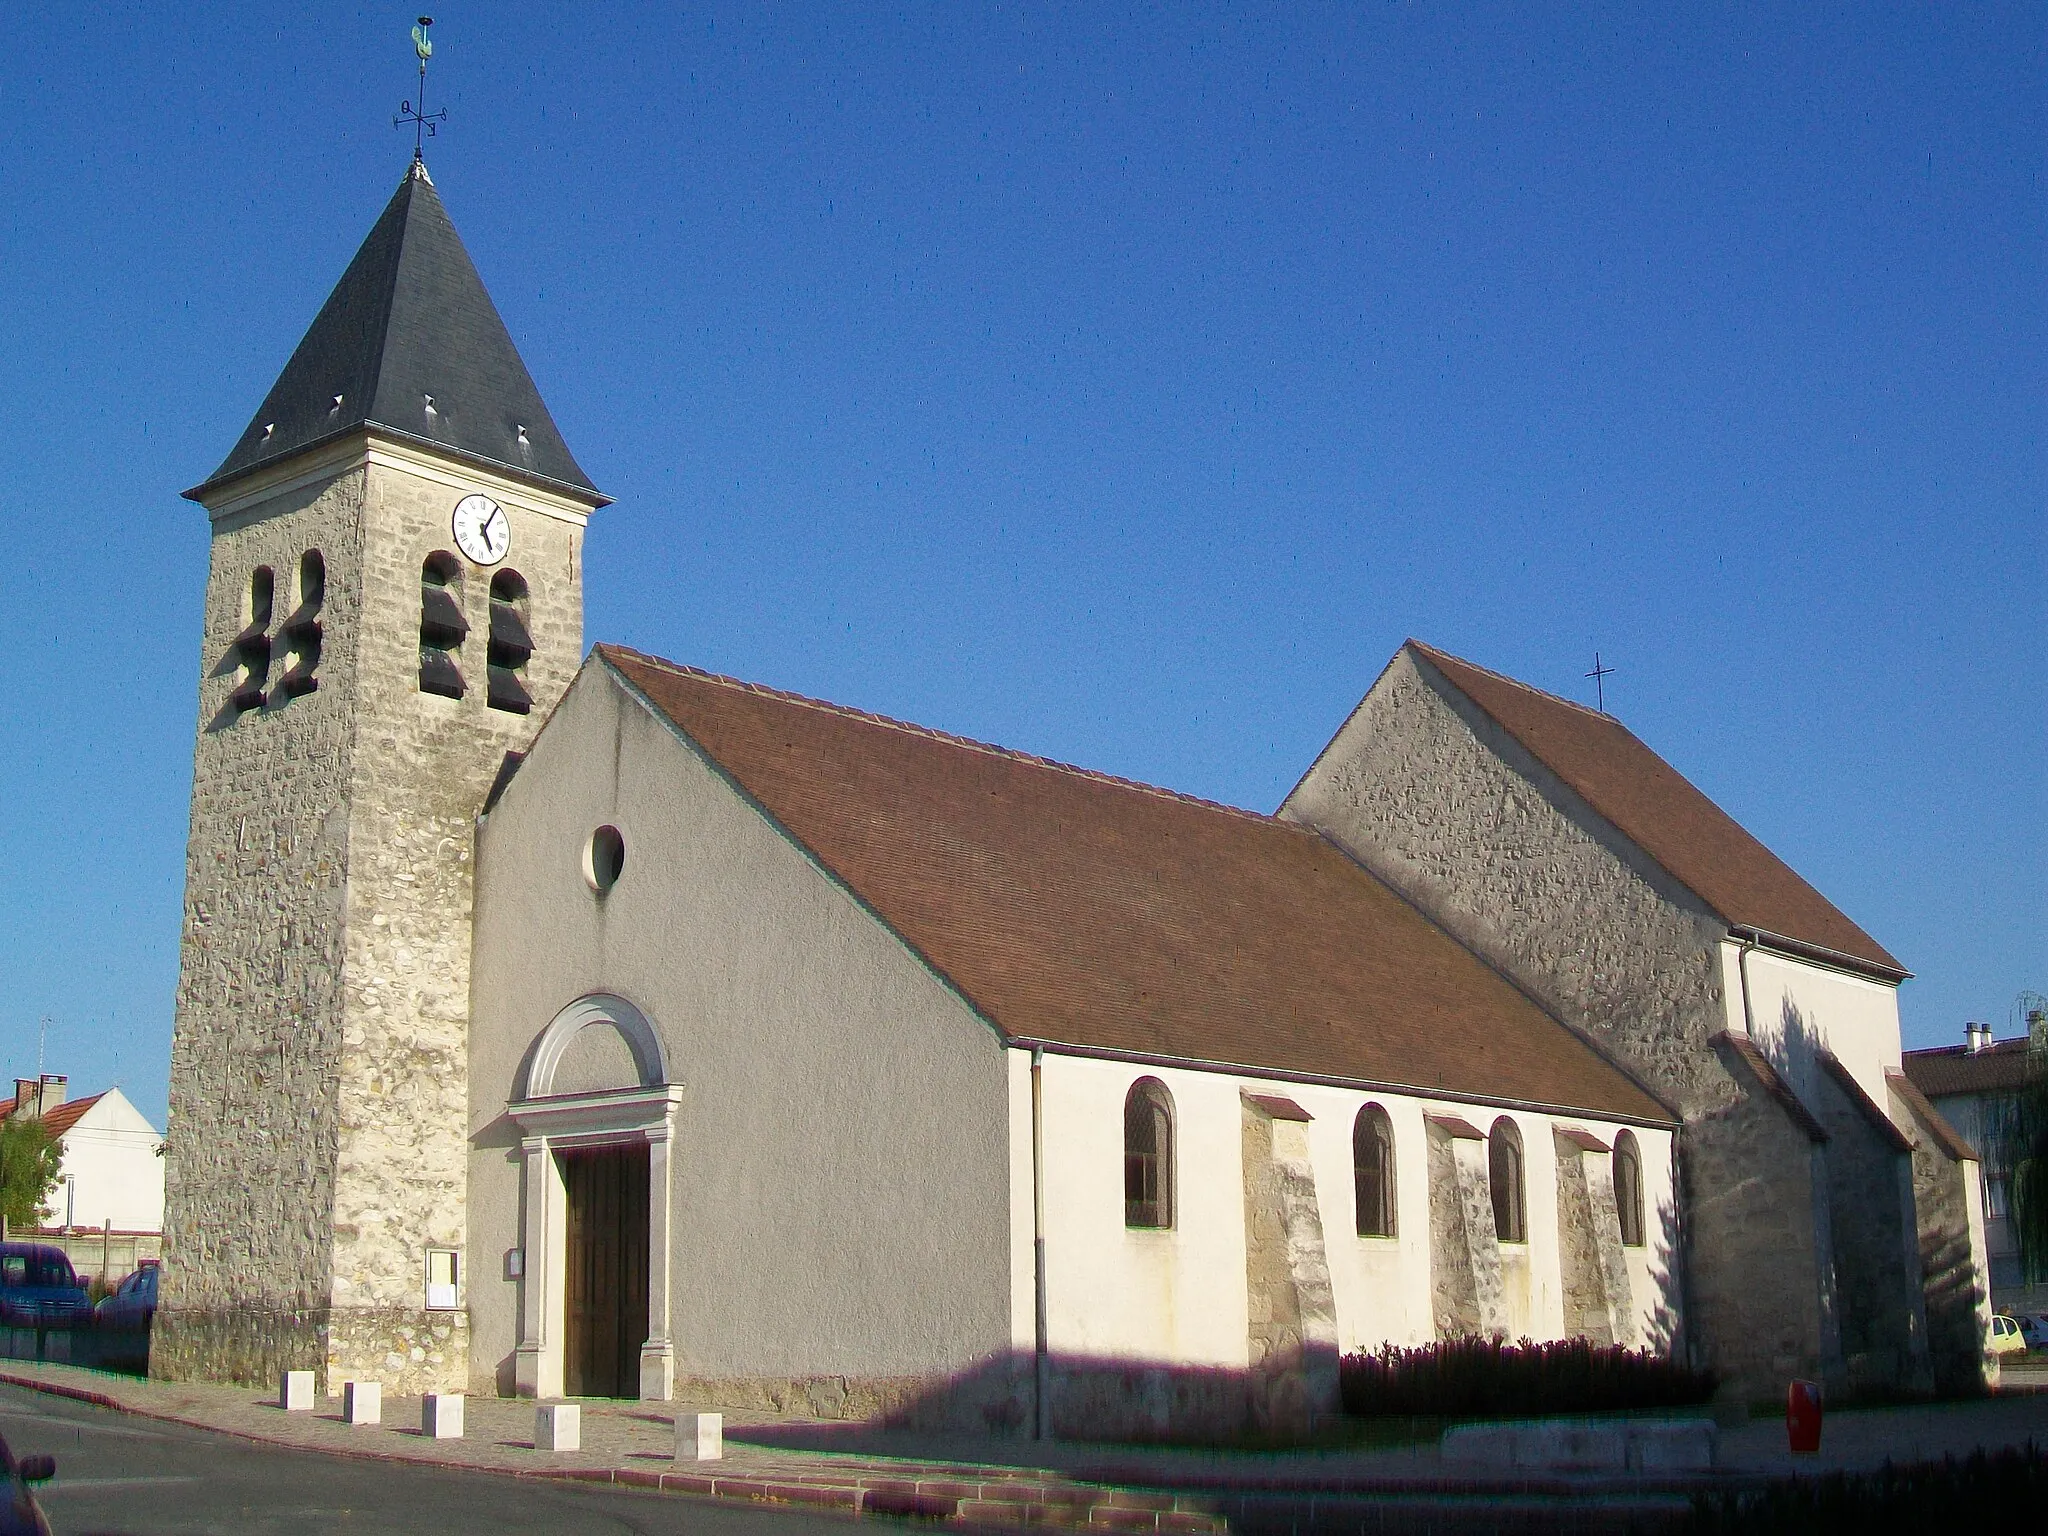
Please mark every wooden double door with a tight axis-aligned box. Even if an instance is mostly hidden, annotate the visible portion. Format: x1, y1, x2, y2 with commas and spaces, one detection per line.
560, 1143, 650, 1399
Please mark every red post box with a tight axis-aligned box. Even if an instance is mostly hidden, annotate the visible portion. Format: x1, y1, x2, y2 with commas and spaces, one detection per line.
1786, 1378, 1823, 1454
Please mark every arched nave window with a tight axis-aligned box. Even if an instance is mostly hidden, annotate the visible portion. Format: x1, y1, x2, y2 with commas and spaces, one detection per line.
1613, 1130, 1646, 1248
1488, 1116, 1526, 1244
1123, 1078, 1174, 1230
1353, 1103, 1396, 1237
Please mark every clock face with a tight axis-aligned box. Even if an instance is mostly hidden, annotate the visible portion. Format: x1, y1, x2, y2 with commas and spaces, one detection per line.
452, 494, 510, 566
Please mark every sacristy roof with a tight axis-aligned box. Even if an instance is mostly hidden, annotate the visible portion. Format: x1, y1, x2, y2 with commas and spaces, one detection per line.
188, 161, 603, 505
1405, 641, 1905, 980
599, 645, 1673, 1125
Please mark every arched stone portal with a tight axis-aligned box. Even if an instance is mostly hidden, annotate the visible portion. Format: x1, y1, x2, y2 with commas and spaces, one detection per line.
509, 993, 683, 1401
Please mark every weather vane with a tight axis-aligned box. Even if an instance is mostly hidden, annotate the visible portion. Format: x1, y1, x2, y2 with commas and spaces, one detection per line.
1585, 651, 1615, 714
394, 16, 446, 162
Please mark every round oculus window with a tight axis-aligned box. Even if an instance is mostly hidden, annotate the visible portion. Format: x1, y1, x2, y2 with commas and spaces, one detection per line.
584, 825, 626, 893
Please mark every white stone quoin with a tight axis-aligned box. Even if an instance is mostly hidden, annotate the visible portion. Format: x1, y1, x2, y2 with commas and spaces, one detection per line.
422, 1393, 464, 1440
675, 1411, 723, 1462
342, 1380, 381, 1426
279, 1370, 315, 1412
535, 1401, 580, 1452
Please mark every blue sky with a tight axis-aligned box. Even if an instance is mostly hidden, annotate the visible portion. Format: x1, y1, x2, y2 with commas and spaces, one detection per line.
2, 4, 2040, 1124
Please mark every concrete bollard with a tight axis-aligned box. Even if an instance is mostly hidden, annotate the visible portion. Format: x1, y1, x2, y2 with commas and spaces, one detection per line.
536, 1401, 580, 1452
280, 1370, 316, 1412
342, 1380, 382, 1427
422, 1393, 465, 1440
675, 1411, 723, 1462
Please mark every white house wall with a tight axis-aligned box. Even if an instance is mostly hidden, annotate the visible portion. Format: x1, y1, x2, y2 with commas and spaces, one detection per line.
55, 1091, 165, 1233
1720, 940, 1903, 1112
469, 660, 1015, 1404
1024, 1050, 1680, 1368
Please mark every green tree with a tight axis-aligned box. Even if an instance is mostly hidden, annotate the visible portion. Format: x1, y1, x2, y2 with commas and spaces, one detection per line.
0, 1116, 62, 1232
2010, 1011, 2048, 1285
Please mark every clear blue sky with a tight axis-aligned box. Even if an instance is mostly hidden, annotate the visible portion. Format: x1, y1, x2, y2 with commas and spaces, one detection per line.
2, 5, 2040, 1124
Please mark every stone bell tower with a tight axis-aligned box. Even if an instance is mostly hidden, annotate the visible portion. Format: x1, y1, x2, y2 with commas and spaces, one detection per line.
156, 159, 607, 1394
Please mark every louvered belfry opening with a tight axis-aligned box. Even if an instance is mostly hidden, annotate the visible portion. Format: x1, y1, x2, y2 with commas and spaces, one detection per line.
231, 567, 274, 712
418, 551, 467, 698
487, 568, 533, 714
275, 550, 324, 700
560, 1142, 650, 1399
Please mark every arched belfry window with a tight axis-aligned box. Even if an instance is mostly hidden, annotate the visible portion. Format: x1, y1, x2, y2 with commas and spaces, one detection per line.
275, 550, 324, 701
418, 552, 467, 699
1613, 1130, 1645, 1248
1353, 1103, 1396, 1237
231, 567, 274, 713
1488, 1117, 1526, 1244
1123, 1078, 1174, 1229
487, 568, 533, 714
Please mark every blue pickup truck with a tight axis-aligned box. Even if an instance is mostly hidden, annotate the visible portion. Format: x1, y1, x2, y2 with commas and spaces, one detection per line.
0, 1245, 88, 1329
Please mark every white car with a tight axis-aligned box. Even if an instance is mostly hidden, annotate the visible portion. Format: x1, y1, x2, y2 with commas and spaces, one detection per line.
1990, 1313, 2027, 1355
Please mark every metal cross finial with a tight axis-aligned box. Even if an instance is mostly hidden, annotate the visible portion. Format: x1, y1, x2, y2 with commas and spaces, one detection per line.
1585, 651, 1616, 714
394, 16, 447, 162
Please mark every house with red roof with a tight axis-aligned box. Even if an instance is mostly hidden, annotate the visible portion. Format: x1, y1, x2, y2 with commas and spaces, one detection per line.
0, 1076, 164, 1272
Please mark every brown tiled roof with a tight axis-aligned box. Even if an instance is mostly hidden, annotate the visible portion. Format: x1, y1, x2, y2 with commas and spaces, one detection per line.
1242, 1093, 1314, 1122
1555, 1127, 1612, 1154
1887, 1071, 1980, 1163
602, 647, 1672, 1124
0, 1093, 104, 1139
1900, 1039, 2041, 1099
1427, 1114, 1486, 1139
1408, 642, 1905, 979
1816, 1052, 1915, 1154
1712, 1032, 1827, 1143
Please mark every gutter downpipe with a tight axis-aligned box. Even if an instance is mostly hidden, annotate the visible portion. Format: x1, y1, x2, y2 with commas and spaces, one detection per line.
1736, 935, 1758, 1039
1031, 1046, 1049, 1440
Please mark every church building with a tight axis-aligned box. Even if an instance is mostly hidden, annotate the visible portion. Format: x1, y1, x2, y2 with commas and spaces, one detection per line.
156, 161, 1993, 1434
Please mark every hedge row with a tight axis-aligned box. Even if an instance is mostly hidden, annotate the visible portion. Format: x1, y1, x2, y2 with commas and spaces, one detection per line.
1339, 1335, 1716, 1418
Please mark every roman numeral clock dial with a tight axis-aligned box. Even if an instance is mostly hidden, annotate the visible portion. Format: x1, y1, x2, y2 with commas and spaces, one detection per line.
452, 493, 510, 565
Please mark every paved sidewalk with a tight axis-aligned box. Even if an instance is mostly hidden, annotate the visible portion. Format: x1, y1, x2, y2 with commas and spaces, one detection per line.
1, 1361, 2043, 1532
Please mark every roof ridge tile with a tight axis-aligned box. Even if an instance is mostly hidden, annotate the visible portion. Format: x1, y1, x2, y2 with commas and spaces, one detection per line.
599, 644, 1282, 829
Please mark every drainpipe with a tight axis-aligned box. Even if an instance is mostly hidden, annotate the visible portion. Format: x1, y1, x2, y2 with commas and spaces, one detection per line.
1031, 1046, 1049, 1440
1735, 935, 1758, 1038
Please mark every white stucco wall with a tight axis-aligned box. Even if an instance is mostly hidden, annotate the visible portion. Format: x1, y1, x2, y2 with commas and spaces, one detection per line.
468, 658, 1015, 1398
53, 1091, 165, 1233
1024, 1050, 1680, 1366
1720, 940, 1904, 1112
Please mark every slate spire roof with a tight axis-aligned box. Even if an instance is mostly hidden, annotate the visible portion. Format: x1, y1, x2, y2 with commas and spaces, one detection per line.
188, 161, 603, 504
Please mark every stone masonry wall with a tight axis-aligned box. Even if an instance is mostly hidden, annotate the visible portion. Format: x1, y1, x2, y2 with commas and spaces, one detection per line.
157, 465, 366, 1386
1689, 1043, 1838, 1394
1889, 1081, 1993, 1395
1239, 1102, 1340, 1434
1809, 1068, 1931, 1394
320, 455, 583, 1394
1426, 1123, 1505, 1339
1554, 1135, 1633, 1346
1282, 649, 1846, 1392
160, 442, 587, 1396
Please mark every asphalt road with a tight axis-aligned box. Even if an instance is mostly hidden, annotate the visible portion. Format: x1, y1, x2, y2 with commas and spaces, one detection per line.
0, 1382, 873, 1536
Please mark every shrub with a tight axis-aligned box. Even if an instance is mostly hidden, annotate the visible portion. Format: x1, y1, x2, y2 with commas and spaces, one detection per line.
1339, 1335, 1716, 1418
1689, 1445, 2048, 1533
